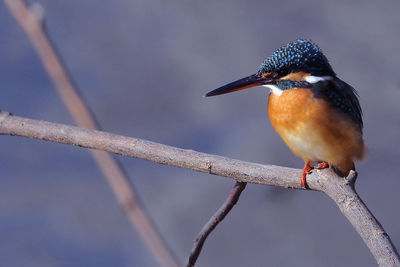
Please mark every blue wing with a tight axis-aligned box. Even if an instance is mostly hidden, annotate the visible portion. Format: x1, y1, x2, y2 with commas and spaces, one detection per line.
311, 79, 363, 131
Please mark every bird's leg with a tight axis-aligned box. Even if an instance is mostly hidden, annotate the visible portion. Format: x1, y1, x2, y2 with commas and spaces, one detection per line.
316, 161, 329, 169
301, 162, 313, 188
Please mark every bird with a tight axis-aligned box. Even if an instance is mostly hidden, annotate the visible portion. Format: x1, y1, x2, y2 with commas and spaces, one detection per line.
205, 39, 365, 188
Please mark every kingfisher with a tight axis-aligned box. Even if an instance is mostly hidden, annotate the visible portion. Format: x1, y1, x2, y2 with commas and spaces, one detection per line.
206, 39, 365, 188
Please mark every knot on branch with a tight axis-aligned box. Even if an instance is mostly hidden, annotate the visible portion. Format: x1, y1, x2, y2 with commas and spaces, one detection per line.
345, 170, 358, 187
308, 167, 358, 192
205, 160, 212, 173
0, 110, 11, 126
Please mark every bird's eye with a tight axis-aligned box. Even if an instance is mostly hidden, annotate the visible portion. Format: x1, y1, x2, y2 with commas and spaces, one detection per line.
276, 69, 289, 78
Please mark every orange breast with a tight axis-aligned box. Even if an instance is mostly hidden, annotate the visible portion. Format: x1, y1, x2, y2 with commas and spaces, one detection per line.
268, 88, 365, 174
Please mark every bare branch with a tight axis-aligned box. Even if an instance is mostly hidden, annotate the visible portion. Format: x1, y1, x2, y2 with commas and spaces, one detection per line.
3, 1, 178, 266
186, 182, 247, 267
319, 171, 400, 267
0, 110, 399, 266
0, 110, 302, 188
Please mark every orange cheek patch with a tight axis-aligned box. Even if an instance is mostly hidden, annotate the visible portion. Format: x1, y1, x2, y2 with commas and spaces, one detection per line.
279, 71, 310, 82
261, 72, 271, 78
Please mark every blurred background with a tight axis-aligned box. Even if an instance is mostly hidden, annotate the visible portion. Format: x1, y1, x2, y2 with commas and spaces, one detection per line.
1, 0, 400, 266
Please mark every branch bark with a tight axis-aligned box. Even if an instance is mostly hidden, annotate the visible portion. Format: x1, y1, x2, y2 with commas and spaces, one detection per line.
0, 110, 399, 266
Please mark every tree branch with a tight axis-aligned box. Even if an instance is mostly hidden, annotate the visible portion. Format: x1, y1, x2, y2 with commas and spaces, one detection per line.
0, 110, 399, 266
3, 1, 178, 266
319, 172, 400, 267
186, 182, 247, 267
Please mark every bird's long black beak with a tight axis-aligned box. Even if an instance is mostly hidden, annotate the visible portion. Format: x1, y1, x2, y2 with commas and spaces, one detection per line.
205, 73, 273, 97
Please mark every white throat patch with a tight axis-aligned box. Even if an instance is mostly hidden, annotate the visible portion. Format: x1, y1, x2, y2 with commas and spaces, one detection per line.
263, 84, 283, 96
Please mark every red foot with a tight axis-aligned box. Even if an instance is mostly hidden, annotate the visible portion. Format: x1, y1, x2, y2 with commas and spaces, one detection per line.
301, 162, 313, 188
316, 161, 329, 169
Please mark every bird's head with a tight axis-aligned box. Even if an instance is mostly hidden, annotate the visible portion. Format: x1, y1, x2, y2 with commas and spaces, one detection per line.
206, 39, 336, 97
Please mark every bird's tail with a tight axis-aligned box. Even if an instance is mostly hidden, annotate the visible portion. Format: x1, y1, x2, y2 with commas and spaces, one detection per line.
334, 160, 355, 177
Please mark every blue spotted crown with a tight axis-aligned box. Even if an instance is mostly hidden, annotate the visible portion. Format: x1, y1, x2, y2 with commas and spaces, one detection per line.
258, 39, 335, 76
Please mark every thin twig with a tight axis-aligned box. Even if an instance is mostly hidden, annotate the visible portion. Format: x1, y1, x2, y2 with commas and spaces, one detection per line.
0, 111, 399, 266
3, 1, 178, 266
186, 182, 247, 267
